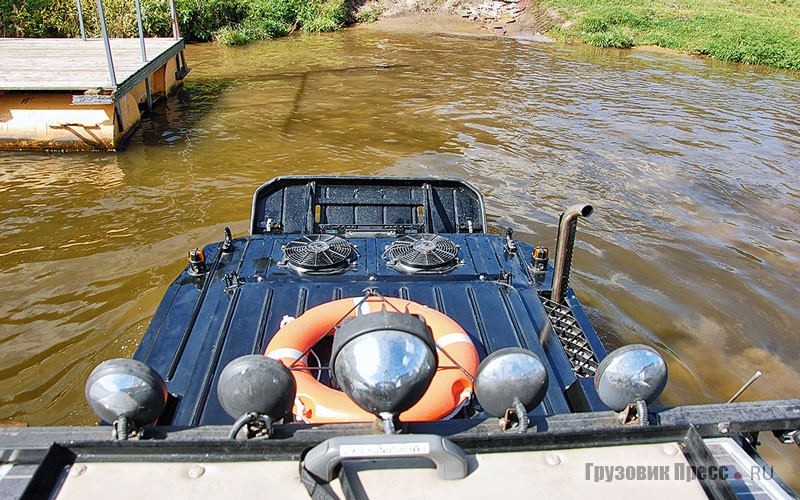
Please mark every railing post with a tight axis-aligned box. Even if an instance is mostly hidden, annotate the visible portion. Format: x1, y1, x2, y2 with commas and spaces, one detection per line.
169, 0, 181, 40
96, 0, 117, 87
75, 0, 87, 41
134, 0, 147, 61
134, 0, 153, 111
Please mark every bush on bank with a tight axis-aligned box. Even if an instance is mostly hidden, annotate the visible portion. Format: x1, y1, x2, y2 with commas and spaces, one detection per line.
0, 0, 348, 45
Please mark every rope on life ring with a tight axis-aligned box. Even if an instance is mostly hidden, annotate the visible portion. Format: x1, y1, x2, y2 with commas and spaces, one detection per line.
265, 296, 479, 423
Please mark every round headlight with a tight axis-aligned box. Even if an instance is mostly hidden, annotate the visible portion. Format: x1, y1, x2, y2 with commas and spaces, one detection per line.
475, 347, 549, 417
85, 358, 167, 427
217, 355, 296, 421
331, 310, 437, 417
594, 344, 668, 411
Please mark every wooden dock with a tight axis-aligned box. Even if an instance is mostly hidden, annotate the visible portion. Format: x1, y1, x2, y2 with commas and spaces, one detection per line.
0, 37, 189, 151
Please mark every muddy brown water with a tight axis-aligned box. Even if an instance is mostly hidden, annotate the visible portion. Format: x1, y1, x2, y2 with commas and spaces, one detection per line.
1, 26, 798, 488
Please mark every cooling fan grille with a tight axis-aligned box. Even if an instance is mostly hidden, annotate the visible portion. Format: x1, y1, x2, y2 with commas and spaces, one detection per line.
385, 234, 459, 273
283, 235, 353, 273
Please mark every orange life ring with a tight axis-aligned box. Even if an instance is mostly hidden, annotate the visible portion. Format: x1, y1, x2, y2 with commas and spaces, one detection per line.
265, 297, 479, 423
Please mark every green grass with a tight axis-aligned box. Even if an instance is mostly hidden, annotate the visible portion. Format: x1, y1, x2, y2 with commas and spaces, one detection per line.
213, 23, 270, 46
543, 0, 800, 70
356, 4, 384, 24
212, 0, 347, 44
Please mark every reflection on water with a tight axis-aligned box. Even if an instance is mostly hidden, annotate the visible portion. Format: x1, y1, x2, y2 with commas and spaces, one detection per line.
1, 27, 798, 486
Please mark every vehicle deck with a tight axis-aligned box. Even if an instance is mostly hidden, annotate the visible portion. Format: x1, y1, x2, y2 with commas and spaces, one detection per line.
134, 177, 607, 425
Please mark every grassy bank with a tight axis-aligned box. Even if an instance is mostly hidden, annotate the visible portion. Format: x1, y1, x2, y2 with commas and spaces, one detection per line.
0, 0, 348, 45
541, 0, 800, 70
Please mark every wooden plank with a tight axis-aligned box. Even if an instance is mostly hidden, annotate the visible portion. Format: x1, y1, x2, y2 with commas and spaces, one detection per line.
0, 38, 185, 93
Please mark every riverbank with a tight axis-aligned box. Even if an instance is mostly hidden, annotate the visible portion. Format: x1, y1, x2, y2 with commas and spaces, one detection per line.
354, 0, 548, 40
355, 0, 800, 70
3, 0, 798, 70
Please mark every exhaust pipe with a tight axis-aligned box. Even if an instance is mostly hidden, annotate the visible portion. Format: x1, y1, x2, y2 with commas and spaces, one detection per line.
551, 204, 593, 303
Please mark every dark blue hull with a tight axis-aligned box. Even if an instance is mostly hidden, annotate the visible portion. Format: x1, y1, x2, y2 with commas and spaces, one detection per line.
134, 176, 608, 425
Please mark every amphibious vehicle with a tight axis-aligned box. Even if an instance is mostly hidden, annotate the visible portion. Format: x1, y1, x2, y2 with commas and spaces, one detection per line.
1, 176, 798, 499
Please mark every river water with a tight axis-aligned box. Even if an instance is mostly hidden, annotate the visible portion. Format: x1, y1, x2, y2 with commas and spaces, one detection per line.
1, 26, 798, 486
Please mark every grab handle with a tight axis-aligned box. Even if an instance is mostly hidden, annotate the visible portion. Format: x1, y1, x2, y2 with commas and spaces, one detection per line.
302, 434, 468, 482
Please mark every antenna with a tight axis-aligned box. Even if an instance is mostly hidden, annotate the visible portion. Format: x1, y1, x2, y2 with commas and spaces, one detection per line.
726, 370, 763, 403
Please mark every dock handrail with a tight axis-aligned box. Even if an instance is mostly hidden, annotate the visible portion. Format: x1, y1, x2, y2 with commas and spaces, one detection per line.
95, 0, 117, 87
75, 0, 181, 92
75, 0, 87, 40
133, 0, 154, 111
169, 0, 180, 39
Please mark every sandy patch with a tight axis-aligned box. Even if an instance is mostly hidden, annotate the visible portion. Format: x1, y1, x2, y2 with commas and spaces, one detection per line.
355, 1, 555, 42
